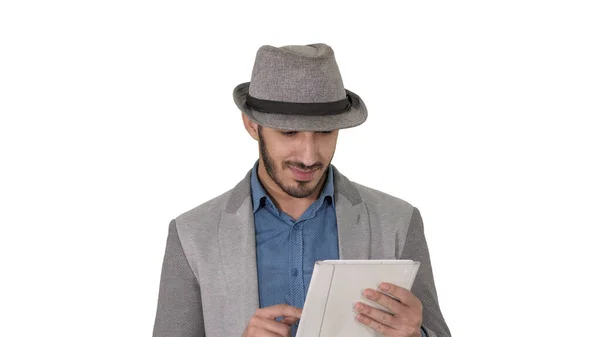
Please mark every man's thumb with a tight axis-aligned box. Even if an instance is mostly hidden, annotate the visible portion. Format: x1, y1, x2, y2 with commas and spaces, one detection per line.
281, 316, 301, 326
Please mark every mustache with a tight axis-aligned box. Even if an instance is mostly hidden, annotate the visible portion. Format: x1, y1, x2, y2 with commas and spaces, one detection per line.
284, 162, 323, 171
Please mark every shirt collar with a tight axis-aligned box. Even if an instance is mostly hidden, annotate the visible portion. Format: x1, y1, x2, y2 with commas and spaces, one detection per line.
250, 160, 335, 214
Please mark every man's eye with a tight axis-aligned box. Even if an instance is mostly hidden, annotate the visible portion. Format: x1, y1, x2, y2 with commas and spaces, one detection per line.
317, 131, 333, 134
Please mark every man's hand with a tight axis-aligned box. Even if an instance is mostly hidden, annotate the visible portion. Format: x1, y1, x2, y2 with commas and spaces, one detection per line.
353, 282, 423, 337
242, 304, 303, 337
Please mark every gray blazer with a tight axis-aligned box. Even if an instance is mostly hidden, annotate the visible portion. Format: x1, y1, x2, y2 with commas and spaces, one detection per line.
153, 166, 451, 337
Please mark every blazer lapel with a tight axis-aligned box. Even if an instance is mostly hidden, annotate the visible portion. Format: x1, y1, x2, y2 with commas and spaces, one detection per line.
333, 166, 371, 260
218, 171, 260, 331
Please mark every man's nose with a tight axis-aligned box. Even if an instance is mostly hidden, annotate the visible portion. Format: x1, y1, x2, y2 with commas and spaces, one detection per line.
297, 132, 318, 167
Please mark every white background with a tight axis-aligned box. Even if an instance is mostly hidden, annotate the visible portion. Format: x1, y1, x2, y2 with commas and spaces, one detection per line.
1, 1, 599, 336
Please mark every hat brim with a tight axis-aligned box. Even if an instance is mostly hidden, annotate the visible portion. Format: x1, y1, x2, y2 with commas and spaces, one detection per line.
233, 82, 367, 131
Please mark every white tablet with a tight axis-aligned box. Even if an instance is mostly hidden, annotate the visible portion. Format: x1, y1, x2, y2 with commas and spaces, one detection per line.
296, 260, 420, 337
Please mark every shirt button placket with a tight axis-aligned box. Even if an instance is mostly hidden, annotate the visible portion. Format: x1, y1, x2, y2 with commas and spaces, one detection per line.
289, 222, 297, 308
292, 222, 304, 308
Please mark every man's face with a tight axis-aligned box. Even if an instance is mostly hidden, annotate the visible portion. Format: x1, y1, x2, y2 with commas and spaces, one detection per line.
257, 125, 339, 199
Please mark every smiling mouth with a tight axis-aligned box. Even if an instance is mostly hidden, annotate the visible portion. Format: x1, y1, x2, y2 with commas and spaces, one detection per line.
289, 166, 319, 181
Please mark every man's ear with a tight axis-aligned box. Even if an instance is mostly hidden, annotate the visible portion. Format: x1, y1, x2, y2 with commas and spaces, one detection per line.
241, 112, 259, 141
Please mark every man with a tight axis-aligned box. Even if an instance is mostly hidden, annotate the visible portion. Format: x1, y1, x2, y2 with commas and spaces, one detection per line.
153, 43, 451, 337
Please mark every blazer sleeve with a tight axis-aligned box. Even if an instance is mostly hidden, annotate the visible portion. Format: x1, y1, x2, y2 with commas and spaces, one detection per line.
153, 219, 205, 337
399, 207, 452, 337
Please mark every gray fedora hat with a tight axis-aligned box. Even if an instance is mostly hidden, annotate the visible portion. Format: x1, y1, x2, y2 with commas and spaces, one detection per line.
233, 43, 368, 131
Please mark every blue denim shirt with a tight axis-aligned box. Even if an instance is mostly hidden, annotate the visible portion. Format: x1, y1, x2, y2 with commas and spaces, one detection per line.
251, 161, 426, 337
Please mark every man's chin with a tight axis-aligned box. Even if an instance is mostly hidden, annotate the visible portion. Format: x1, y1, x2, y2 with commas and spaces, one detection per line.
285, 189, 315, 199
282, 180, 320, 199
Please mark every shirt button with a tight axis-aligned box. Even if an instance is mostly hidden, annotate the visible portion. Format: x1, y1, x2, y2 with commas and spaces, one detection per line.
293, 224, 300, 230
292, 268, 298, 276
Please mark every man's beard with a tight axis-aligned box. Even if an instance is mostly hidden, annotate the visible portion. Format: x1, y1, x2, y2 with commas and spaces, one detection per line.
258, 127, 327, 199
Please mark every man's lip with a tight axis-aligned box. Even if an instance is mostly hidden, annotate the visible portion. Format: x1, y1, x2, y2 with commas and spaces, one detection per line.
290, 167, 318, 173
289, 166, 319, 181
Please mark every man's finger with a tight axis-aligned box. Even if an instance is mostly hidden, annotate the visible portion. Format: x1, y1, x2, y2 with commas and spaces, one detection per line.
281, 316, 301, 326
247, 315, 293, 336
376, 282, 423, 310
354, 302, 398, 328
355, 313, 395, 336
243, 325, 281, 337
361, 289, 410, 317
256, 304, 303, 319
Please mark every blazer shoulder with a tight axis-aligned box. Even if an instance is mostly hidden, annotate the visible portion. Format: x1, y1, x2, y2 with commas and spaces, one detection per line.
350, 180, 416, 224
172, 169, 252, 237
352, 180, 415, 210
175, 188, 234, 230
